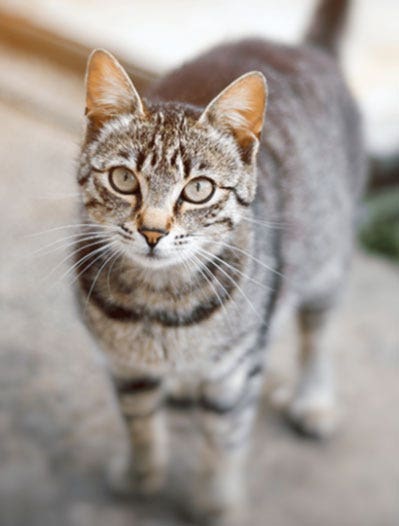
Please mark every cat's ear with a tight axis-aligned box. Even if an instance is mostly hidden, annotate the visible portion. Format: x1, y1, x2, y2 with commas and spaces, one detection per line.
198, 72, 267, 162
85, 49, 145, 129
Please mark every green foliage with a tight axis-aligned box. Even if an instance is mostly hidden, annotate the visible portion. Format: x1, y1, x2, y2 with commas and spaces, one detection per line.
359, 189, 399, 263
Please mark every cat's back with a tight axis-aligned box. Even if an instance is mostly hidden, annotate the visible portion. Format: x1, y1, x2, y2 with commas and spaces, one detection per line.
149, 37, 365, 197
149, 37, 346, 114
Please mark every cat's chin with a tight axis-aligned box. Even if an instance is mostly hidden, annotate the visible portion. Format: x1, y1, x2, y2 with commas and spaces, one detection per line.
126, 252, 185, 270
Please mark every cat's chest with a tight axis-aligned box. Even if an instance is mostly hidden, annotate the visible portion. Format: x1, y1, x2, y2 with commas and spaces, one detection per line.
86, 300, 257, 378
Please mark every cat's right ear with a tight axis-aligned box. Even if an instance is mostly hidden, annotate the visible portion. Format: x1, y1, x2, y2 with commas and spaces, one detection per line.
198, 72, 267, 164
85, 49, 145, 131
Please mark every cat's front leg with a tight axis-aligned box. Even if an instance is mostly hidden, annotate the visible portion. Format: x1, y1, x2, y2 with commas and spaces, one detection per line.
109, 375, 167, 495
193, 359, 263, 523
289, 306, 337, 438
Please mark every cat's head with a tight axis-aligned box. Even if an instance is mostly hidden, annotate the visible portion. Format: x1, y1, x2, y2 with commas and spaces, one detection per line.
78, 49, 267, 269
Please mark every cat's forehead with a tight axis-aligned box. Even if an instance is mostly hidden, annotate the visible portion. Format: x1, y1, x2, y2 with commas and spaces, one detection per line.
88, 105, 238, 181
92, 107, 193, 160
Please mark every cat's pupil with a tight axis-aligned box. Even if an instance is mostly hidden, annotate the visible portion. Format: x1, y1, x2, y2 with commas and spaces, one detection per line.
182, 177, 214, 203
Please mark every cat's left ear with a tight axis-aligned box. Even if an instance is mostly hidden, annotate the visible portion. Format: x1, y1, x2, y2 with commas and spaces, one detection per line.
198, 72, 267, 163
85, 49, 145, 130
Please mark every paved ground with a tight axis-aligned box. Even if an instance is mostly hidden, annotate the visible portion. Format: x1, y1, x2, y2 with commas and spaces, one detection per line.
0, 40, 399, 526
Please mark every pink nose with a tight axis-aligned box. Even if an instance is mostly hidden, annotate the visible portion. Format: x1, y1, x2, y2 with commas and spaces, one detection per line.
138, 227, 168, 248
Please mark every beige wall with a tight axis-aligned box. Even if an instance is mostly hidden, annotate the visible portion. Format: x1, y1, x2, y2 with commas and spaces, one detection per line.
1, 0, 398, 150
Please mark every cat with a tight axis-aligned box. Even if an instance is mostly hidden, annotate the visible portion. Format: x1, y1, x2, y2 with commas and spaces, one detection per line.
75, 0, 366, 520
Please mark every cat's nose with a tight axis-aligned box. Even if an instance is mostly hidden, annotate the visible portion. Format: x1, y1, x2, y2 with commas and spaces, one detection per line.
138, 227, 168, 248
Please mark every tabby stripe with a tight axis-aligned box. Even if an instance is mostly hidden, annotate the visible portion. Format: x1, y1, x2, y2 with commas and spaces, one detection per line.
78, 247, 242, 326
78, 172, 90, 186
163, 367, 262, 412
135, 150, 146, 172
215, 345, 261, 383
248, 363, 263, 378
115, 377, 161, 394
204, 217, 234, 229
167, 395, 197, 410
118, 149, 130, 160
170, 148, 179, 167
199, 391, 257, 415
183, 157, 191, 178
147, 131, 157, 150
179, 144, 192, 178
79, 283, 234, 326
79, 166, 107, 187
84, 198, 102, 209
220, 186, 251, 207
150, 149, 158, 166
123, 404, 162, 420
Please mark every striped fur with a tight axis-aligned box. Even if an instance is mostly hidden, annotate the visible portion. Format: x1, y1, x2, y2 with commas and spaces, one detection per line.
74, 0, 366, 519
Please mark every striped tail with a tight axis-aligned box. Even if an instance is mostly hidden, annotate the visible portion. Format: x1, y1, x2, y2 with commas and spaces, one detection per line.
305, 0, 351, 56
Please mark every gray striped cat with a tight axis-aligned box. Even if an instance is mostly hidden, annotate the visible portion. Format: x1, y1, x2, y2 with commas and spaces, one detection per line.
75, 0, 366, 520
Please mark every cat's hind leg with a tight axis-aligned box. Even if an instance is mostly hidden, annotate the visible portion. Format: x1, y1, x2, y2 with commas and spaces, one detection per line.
109, 375, 168, 495
288, 305, 338, 438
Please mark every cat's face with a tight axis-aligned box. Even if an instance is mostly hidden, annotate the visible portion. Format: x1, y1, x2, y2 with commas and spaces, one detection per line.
78, 50, 267, 269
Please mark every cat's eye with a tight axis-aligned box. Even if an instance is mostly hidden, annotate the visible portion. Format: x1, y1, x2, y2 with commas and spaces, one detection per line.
182, 177, 215, 204
109, 166, 139, 194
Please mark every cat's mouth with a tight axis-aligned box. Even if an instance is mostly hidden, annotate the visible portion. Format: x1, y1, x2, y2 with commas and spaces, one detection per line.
145, 250, 161, 259
117, 233, 198, 269
126, 248, 183, 269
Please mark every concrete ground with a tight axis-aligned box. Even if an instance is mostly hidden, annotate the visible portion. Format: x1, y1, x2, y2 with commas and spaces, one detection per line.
0, 34, 399, 526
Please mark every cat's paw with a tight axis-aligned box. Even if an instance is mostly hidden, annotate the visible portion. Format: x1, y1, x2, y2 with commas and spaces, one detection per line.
133, 467, 166, 496
288, 396, 338, 439
106, 457, 136, 497
187, 475, 246, 525
188, 497, 245, 526
107, 457, 165, 497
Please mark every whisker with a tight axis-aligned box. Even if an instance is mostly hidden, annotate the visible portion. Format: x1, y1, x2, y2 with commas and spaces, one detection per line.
205, 239, 284, 279
25, 222, 116, 238
47, 238, 110, 275
194, 249, 262, 321
190, 253, 236, 332
32, 192, 81, 201
196, 246, 271, 292
189, 253, 238, 331
106, 251, 123, 298
83, 249, 117, 314
239, 215, 288, 230
67, 241, 119, 287
31, 231, 110, 258
45, 241, 111, 287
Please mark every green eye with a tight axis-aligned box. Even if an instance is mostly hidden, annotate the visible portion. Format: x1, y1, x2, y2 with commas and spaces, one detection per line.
182, 177, 215, 204
109, 167, 139, 194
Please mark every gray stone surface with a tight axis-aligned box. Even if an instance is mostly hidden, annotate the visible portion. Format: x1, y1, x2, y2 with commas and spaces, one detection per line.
0, 51, 399, 526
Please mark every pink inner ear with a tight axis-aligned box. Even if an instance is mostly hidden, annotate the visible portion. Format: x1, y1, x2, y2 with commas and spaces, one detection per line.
218, 75, 267, 139
201, 72, 267, 143
85, 49, 144, 126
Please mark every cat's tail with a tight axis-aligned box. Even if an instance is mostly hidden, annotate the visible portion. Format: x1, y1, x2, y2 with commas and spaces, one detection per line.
305, 0, 350, 57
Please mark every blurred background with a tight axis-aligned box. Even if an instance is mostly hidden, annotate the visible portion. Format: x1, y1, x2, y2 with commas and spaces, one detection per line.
0, 1, 398, 525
